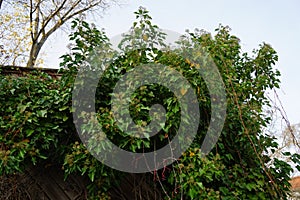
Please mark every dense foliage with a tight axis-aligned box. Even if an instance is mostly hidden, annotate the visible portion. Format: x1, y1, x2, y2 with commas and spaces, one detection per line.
1, 7, 299, 199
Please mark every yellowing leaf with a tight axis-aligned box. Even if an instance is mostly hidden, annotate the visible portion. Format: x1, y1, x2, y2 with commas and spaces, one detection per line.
180, 88, 187, 95
142, 34, 148, 41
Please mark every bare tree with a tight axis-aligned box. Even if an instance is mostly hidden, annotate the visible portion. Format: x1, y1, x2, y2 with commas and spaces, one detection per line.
1, 0, 116, 67
26, 0, 115, 68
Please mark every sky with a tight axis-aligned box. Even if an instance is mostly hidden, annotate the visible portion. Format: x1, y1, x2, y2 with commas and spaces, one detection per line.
44, 0, 300, 125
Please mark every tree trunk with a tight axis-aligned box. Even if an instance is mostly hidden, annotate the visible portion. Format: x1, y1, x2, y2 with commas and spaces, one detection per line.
26, 37, 47, 68
27, 44, 38, 68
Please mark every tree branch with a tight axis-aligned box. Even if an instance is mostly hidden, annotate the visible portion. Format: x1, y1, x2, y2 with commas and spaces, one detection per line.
26, 0, 109, 67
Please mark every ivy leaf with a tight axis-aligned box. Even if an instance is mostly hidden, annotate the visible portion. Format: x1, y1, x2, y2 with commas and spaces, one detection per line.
37, 110, 47, 117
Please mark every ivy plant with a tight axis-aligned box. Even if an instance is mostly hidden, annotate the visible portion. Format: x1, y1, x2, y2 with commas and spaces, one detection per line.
0, 7, 299, 200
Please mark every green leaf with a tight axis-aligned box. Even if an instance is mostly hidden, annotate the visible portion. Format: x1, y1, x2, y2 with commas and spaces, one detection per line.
59, 106, 69, 111
26, 129, 34, 136
37, 110, 47, 117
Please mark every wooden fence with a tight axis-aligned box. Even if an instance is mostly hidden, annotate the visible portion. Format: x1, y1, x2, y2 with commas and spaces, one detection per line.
0, 164, 163, 200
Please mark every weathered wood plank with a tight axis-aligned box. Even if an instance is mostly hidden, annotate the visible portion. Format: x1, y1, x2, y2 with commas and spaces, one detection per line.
47, 167, 82, 199
27, 167, 70, 199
